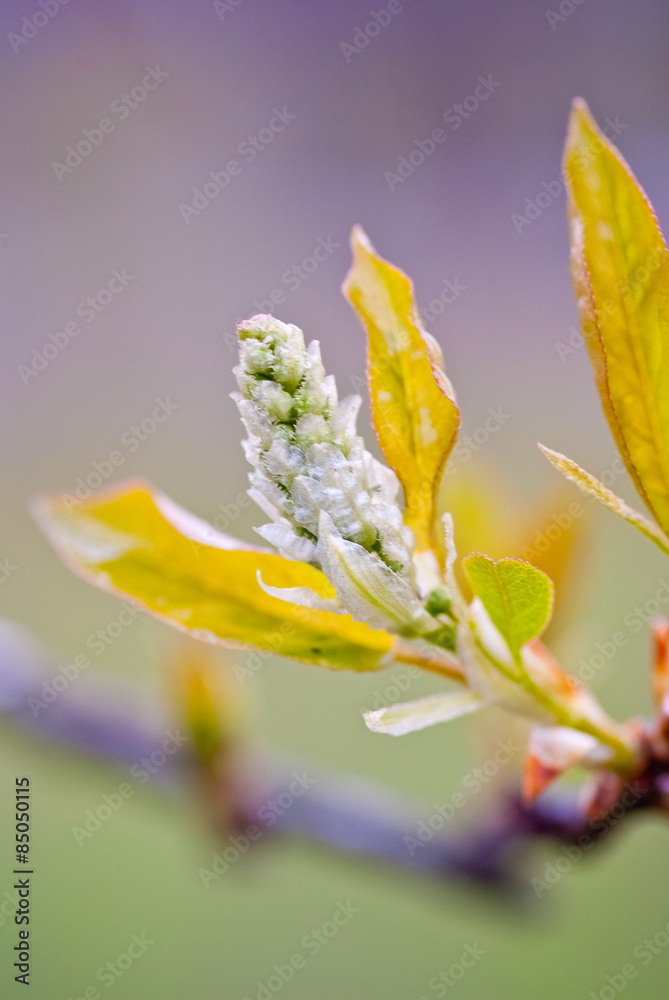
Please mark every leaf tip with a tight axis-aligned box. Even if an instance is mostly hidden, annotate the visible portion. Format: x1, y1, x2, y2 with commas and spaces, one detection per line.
537, 442, 562, 463
349, 223, 369, 249
342, 225, 371, 299
569, 95, 591, 120
566, 96, 596, 142
362, 708, 385, 734
563, 97, 603, 184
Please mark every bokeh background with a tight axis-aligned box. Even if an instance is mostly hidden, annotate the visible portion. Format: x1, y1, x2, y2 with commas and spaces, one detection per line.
4, 0, 669, 996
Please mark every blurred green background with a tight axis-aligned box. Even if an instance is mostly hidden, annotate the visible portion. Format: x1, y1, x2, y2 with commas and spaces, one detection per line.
4, 0, 669, 996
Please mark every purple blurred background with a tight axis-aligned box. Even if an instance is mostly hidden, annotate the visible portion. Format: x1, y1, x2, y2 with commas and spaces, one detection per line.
5, 0, 669, 798
5, 3, 669, 999
6, 0, 669, 773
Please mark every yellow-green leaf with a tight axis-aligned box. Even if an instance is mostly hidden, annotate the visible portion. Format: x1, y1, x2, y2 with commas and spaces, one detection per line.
564, 98, 669, 536
463, 555, 553, 658
31, 481, 395, 671
443, 468, 586, 634
177, 644, 242, 760
539, 444, 669, 558
343, 226, 460, 552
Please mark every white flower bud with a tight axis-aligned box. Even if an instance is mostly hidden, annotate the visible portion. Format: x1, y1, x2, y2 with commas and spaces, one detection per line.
231, 313, 451, 635
232, 314, 414, 575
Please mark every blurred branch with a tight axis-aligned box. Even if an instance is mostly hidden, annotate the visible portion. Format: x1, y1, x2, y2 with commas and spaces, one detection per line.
0, 622, 659, 901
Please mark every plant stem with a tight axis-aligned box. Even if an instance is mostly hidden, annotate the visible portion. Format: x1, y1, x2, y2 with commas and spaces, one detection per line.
522, 670, 638, 773
473, 636, 639, 773
393, 639, 466, 683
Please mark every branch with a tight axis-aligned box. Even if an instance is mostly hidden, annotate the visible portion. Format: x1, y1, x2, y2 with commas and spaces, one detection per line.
0, 621, 652, 900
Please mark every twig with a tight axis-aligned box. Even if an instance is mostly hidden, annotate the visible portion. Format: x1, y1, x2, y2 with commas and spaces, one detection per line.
0, 623, 660, 898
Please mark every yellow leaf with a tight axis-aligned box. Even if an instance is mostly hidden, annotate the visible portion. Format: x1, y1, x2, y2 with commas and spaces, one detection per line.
31, 481, 394, 672
343, 226, 460, 552
565, 98, 669, 536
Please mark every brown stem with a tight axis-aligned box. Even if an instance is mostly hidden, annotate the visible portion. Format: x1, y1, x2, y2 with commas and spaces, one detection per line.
393, 639, 466, 683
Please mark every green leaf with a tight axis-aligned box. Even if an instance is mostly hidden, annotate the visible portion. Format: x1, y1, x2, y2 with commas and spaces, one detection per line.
564, 98, 669, 536
539, 444, 669, 558
343, 226, 460, 552
463, 555, 553, 658
31, 481, 395, 671
363, 689, 483, 736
